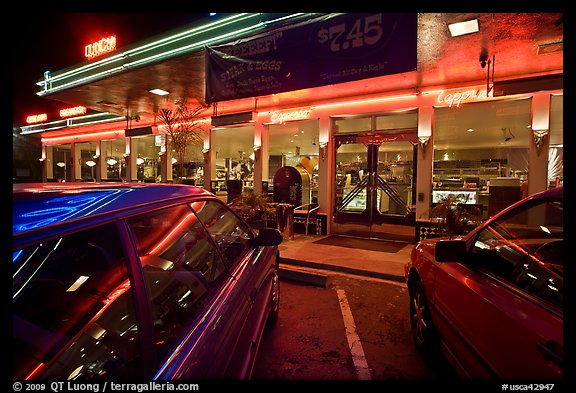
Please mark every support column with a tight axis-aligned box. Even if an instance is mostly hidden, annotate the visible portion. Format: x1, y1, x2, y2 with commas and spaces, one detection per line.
529, 93, 551, 195
318, 115, 331, 230
93, 141, 102, 182
253, 121, 264, 194
416, 106, 434, 220
73, 142, 81, 181
203, 126, 214, 190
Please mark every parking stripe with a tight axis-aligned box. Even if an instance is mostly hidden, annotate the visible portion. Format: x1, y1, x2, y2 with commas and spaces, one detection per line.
336, 288, 371, 380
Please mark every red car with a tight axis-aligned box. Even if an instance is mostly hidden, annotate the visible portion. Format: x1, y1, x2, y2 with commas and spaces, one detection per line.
405, 187, 563, 380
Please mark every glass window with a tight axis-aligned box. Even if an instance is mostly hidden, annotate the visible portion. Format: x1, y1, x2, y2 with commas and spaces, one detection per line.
128, 204, 228, 362
76, 141, 97, 181
13, 223, 139, 380
334, 117, 371, 133
434, 98, 532, 218
469, 196, 563, 307
190, 200, 254, 271
268, 119, 320, 199
172, 138, 205, 185
133, 135, 161, 183
51, 144, 72, 182
102, 139, 126, 181
212, 126, 254, 185
375, 111, 418, 131
549, 94, 563, 188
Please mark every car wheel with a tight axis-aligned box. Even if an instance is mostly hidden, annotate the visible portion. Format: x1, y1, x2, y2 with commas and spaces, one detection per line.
409, 280, 439, 356
267, 271, 280, 325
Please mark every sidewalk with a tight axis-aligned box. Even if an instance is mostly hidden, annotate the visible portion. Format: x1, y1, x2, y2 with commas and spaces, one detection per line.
277, 233, 414, 286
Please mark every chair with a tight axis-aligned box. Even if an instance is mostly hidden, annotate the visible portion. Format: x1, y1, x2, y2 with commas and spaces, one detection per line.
293, 203, 320, 236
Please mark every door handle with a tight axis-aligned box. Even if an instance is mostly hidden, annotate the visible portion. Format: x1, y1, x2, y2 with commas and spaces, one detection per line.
537, 340, 563, 367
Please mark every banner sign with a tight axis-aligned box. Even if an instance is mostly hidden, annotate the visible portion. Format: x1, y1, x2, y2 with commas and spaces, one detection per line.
206, 13, 417, 103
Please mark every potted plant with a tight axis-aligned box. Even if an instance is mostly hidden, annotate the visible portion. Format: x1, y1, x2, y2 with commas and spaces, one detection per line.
229, 190, 275, 229
428, 194, 483, 238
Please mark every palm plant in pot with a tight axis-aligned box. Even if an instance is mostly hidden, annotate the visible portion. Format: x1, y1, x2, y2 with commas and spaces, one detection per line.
229, 190, 275, 229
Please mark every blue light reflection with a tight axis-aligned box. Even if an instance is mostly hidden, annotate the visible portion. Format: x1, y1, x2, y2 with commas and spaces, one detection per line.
13, 189, 131, 233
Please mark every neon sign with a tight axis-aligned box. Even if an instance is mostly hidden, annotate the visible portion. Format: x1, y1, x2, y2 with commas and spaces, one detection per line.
26, 113, 48, 124
60, 106, 87, 118
85, 35, 117, 59
270, 108, 312, 124
436, 87, 492, 108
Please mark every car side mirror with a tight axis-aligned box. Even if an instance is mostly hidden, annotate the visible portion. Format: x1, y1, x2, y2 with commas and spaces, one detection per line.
256, 227, 283, 246
435, 239, 467, 262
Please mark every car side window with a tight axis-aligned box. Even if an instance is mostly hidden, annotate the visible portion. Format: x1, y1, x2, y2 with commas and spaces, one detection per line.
189, 199, 254, 271
128, 204, 228, 363
12, 223, 141, 380
470, 199, 563, 307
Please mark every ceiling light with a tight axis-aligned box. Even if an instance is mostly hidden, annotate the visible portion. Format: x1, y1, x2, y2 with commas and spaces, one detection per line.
448, 19, 479, 37
149, 88, 170, 96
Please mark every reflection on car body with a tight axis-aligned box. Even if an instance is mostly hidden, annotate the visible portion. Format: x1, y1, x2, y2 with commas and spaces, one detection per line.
13, 183, 283, 380
405, 187, 563, 380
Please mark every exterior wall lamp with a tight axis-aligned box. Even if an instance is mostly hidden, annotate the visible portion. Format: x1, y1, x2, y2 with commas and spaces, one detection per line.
319, 141, 328, 161
418, 136, 430, 155
532, 129, 549, 157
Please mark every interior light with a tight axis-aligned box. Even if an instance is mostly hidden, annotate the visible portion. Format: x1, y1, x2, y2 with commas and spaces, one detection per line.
56, 162, 66, 167
136, 157, 145, 165
467, 128, 475, 132
448, 19, 479, 37
85, 160, 96, 167
149, 88, 170, 96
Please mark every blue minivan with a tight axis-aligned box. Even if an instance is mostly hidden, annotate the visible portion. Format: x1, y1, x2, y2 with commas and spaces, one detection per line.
13, 182, 283, 380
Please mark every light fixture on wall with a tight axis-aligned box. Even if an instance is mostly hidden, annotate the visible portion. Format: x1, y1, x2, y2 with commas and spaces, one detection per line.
319, 141, 328, 161
532, 129, 549, 157
448, 19, 479, 37
418, 136, 430, 155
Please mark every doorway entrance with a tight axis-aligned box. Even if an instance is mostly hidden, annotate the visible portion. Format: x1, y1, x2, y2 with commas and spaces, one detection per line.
332, 131, 417, 242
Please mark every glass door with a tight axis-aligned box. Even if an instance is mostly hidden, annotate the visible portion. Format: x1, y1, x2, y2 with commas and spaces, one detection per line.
333, 131, 417, 241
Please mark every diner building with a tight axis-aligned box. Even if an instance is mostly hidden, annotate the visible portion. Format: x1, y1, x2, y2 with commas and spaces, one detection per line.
18, 13, 563, 242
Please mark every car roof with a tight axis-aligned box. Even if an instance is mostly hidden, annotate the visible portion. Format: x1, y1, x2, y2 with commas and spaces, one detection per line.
13, 182, 214, 239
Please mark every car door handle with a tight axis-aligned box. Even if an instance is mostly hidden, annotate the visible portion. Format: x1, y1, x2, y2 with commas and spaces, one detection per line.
249, 287, 258, 304
537, 340, 563, 367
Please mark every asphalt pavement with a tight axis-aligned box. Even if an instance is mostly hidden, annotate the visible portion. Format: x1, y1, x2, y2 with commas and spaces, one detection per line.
278, 233, 414, 287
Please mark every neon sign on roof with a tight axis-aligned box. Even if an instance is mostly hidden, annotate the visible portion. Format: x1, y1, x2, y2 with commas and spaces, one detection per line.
26, 113, 48, 124
85, 35, 117, 59
60, 106, 87, 117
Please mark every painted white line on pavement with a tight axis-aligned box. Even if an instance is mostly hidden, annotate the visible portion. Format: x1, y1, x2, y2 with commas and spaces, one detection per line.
336, 287, 371, 380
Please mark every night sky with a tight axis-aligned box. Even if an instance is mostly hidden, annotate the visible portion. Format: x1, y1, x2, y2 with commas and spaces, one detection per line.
12, 13, 216, 128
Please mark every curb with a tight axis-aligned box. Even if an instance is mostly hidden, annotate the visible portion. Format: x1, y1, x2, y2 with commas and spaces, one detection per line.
279, 265, 332, 288
280, 257, 405, 284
